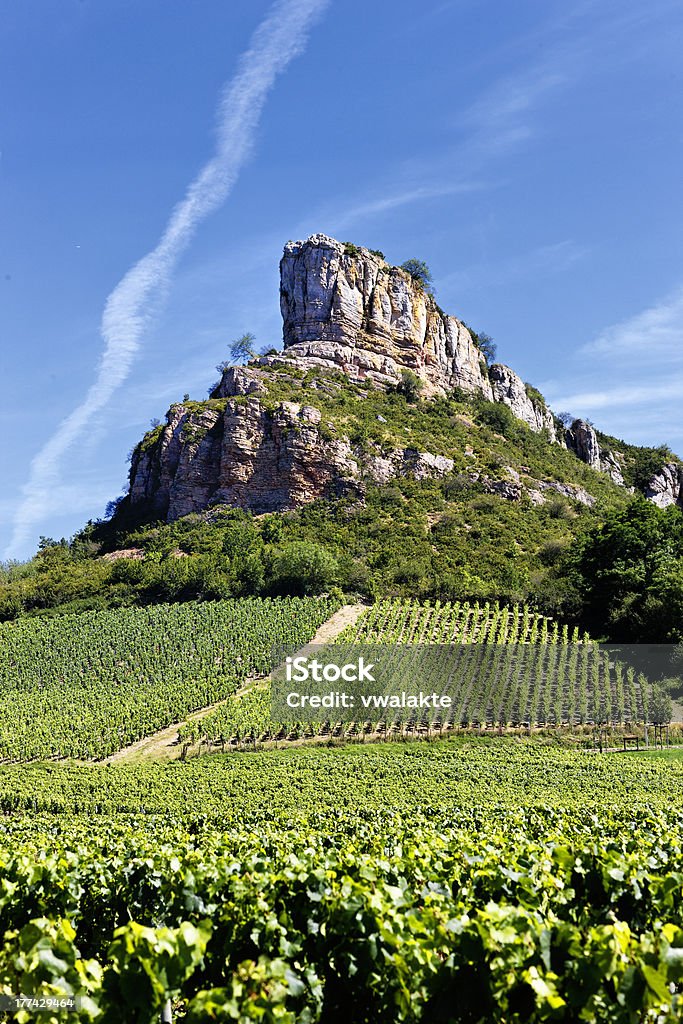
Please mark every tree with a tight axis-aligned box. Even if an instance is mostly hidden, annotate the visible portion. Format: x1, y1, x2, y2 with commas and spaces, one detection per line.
38, 536, 66, 551
476, 333, 497, 364
557, 412, 574, 427
650, 685, 672, 725
569, 499, 683, 641
104, 496, 125, 521
626, 443, 675, 492
400, 259, 433, 293
229, 332, 258, 362
269, 542, 339, 596
476, 400, 519, 439
396, 369, 424, 403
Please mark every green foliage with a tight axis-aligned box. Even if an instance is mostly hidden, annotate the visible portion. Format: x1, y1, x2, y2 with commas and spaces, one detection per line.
229, 332, 257, 363
627, 444, 675, 491
1, 745, 683, 1019
474, 398, 521, 439
1, 361, 663, 636
650, 685, 673, 724
595, 433, 676, 493
0, 597, 337, 759
269, 542, 340, 596
399, 258, 433, 292
565, 499, 683, 641
344, 243, 385, 262
477, 332, 497, 363
395, 368, 424, 403
524, 381, 546, 409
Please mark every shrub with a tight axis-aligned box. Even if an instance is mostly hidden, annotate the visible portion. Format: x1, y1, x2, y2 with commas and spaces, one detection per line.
399, 258, 433, 293
396, 369, 424, 403
476, 400, 520, 439
269, 542, 340, 596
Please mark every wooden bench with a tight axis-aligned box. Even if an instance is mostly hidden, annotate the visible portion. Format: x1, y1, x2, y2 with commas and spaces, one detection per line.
623, 734, 640, 751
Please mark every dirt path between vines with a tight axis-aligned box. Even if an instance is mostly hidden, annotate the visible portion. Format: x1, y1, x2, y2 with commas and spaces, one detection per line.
105, 604, 367, 765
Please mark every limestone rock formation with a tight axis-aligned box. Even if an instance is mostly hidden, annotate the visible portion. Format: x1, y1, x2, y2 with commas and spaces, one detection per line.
565, 420, 601, 470
125, 233, 646, 524
128, 396, 455, 522
645, 463, 683, 508
536, 480, 596, 507
273, 234, 493, 399
211, 365, 267, 399
488, 365, 556, 437
565, 419, 624, 485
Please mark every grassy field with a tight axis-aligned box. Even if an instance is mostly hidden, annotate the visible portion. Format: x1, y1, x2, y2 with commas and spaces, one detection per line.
630, 746, 683, 762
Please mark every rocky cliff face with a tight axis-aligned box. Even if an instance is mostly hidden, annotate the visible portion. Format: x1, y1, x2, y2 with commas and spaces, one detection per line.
488, 365, 556, 437
269, 235, 565, 442
126, 234, 635, 522
565, 419, 625, 485
645, 463, 683, 508
273, 234, 492, 399
129, 368, 456, 521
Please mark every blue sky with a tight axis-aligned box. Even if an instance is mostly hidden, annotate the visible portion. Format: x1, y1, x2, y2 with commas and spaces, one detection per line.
2, 0, 682, 560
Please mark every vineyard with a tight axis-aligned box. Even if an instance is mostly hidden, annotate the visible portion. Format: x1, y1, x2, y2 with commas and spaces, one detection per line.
182, 600, 655, 751
0, 742, 682, 1021
0, 594, 679, 1020
0, 597, 337, 761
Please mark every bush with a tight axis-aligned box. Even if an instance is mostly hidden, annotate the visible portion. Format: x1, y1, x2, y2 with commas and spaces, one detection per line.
476, 400, 520, 440
396, 369, 424, 403
399, 258, 433, 293
269, 542, 340, 596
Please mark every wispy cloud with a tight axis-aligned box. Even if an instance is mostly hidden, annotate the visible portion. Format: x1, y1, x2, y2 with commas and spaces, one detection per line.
6, 0, 329, 558
311, 17, 584, 243
581, 285, 683, 359
326, 181, 487, 235
460, 67, 567, 156
549, 380, 683, 412
543, 285, 683, 445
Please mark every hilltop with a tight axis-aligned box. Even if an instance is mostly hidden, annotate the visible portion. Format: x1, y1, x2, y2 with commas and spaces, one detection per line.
122, 234, 681, 523
2, 234, 682, 640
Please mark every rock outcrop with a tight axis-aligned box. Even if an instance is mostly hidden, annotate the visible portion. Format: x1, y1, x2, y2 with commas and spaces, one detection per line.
565, 419, 601, 470
564, 419, 624, 485
125, 233, 649, 524
129, 384, 455, 522
272, 234, 493, 399
645, 463, 683, 508
488, 365, 556, 437
211, 365, 267, 399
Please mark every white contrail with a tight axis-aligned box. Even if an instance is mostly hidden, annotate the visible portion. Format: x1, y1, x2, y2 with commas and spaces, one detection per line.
6, 0, 329, 558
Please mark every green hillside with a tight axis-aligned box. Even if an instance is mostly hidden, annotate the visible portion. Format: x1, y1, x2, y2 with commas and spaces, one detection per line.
2, 364, 682, 641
